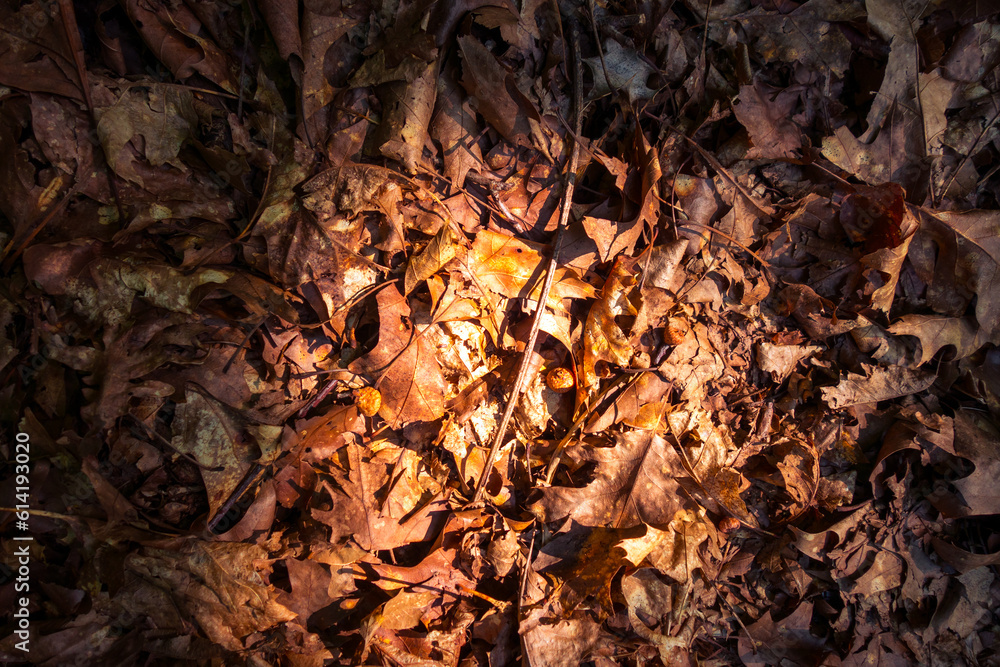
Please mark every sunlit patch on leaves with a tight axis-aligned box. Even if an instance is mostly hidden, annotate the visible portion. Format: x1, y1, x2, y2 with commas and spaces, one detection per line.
468, 229, 595, 307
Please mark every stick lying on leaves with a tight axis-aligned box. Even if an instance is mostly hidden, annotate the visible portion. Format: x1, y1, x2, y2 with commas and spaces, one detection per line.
472, 21, 585, 504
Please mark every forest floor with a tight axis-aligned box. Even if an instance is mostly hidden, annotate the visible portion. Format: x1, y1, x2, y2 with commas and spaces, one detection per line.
1, 0, 1000, 665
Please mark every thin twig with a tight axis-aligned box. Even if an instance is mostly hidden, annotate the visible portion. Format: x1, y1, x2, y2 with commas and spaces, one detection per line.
472, 20, 584, 503
586, 0, 614, 101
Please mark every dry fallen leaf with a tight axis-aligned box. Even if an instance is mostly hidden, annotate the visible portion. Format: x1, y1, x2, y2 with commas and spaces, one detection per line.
404, 223, 457, 295
581, 257, 639, 391
821, 364, 937, 409
468, 229, 596, 306
349, 284, 448, 426
530, 431, 690, 528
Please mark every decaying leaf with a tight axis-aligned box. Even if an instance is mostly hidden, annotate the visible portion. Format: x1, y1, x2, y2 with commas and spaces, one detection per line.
622, 568, 690, 664
373, 59, 438, 173
94, 85, 196, 186
530, 431, 690, 528
123, 541, 296, 651
821, 364, 937, 409
431, 62, 483, 189
740, 1, 864, 78
170, 387, 270, 521
457, 35, 534, 146
312, 442, 449, 551
583, 39, 658, 103
738, 602, 830, 666
533, 524, 635, 615
950, 410, 1000, 516
888, 315, 988, 365
733, 77, 803, 160
756, 341, 822, 382
911, 208, 1000, 343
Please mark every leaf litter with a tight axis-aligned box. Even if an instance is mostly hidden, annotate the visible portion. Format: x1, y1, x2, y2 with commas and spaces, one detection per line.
1, 0, 1000, 665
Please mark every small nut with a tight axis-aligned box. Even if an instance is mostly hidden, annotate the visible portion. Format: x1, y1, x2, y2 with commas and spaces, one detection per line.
546, 367, 575, 393
664, 318, 688, 345
718, 516, 741, 534
355, 386, 382, 417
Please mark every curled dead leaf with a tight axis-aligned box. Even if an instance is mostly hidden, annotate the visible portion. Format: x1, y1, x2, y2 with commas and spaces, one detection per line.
404, 224, 457, 295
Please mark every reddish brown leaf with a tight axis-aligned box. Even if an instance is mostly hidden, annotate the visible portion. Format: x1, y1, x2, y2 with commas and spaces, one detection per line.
530, 431, 689, 528
733, 77, 803, 160
350, 284, 448, 426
